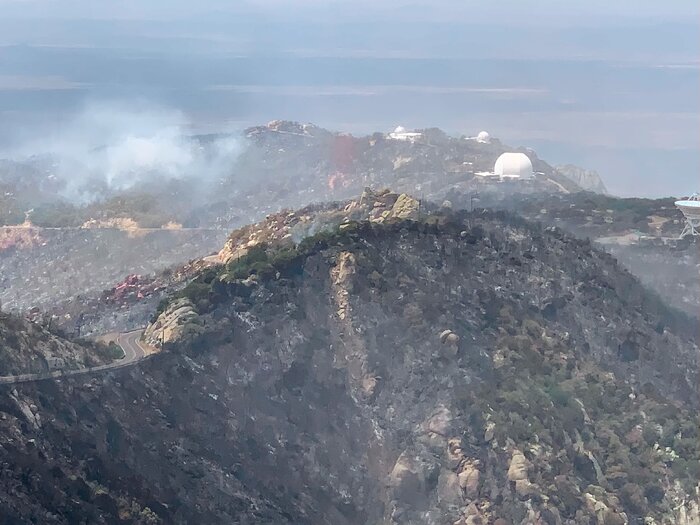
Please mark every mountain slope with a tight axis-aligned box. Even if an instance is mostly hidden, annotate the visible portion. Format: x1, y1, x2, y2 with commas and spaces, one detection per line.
0, 312, 118, 376
443, 190, 700, 318
0, 120, 583, 314
0, 211, 697, 524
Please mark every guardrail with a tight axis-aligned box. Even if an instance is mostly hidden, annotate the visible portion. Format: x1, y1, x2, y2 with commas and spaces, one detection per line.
0, 354, 156, 385
0, 329, 153, 385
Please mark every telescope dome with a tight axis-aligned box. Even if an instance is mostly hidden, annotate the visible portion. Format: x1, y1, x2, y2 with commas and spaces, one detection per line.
476, 131, 490, 143
494, 152, 533, 179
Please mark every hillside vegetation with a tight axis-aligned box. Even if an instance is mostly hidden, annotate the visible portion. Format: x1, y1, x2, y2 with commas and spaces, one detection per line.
0, 210, 696, 523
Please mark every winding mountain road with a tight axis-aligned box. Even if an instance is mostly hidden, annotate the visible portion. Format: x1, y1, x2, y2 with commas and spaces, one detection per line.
115, 330, 149, 365
0, 329, 151, 385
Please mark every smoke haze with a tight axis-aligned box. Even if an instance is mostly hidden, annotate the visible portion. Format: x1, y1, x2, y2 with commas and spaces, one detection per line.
2, 102, 241, 202
0, 0, 697, 196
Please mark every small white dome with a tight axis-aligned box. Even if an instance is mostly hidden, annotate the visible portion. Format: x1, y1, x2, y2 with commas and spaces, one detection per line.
476, 131, 490, 143
494, 152, 533, 179
394, 126, 407, 134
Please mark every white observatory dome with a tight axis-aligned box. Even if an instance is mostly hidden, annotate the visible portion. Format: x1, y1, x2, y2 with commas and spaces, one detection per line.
494, 152, 533, 179
476, 131, 490, 143
394, 125, 407, 134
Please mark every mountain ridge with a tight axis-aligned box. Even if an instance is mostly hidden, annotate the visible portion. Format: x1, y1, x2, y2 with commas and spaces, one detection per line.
0, 209, 697, 523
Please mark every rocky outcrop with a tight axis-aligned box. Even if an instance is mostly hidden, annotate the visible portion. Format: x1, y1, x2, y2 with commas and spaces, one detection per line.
556, 164, 608, 194
507, 450, 533, 497
144, 298, 203, 347
439, 329, 460, 356
0, 312, 115, 376
389, 193, 420, 220
217, 189, 423, 264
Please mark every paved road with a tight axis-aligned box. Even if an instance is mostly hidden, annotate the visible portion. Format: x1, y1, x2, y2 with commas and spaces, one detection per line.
0, 329, 151, 385
115, 330, 148, 365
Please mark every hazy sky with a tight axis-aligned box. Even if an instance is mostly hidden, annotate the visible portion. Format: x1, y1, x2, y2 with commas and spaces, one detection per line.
1, 0, 698, 19
0, 0, 697, 196
1, 0, 697, 56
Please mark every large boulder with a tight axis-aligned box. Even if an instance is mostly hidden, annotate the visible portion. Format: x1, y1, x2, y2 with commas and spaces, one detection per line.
507, 450, 535, 497
507, 450, 530, 482
144, 298, 204, 347
388, 453, 425, 502
390, 194, 420, 220
458, 464, 480, 500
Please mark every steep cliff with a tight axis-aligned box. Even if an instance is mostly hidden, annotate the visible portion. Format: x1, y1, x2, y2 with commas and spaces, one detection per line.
555, 165, 608, 194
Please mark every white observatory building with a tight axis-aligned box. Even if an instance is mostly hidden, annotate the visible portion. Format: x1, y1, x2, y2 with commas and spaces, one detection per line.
476, 131, 491, 144
388, 126, 423, 142
487, 152, 534, 180
465, 130, 491, 144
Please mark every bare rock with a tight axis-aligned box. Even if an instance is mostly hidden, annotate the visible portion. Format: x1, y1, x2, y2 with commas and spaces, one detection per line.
446, 438, 465, 470
507, 451, 531, 482
388, 453, 423, 501
458, 462, 481, 500
424, 406, 453, 438
144, 298, 203, 346
437, 469, 463, 507
390, 194, 420, 220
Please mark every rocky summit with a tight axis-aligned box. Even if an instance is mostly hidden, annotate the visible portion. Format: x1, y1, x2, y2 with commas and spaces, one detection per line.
0, 210, 697, 524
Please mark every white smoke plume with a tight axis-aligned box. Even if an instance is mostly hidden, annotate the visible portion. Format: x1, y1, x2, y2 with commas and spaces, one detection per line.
3, 101, 240, 202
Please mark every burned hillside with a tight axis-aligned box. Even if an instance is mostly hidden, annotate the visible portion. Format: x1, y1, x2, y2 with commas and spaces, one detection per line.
446, 191, 700, 317
0, 121, 588, 316
0, 227, 228, 312
0, 312, 119, 376
0, 211, 697, 524
0, 121, 582, 231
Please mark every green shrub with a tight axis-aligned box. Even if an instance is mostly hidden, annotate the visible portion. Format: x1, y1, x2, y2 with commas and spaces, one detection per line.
644, 484, 665, 505
31, 202, 85, 227
179, 282, 211, 307
151, 298, 170, 323
249, 261, 276, 279
620, 483, 647, 515
270, 248, 305, 276
106, 342, 125, 360
225, 243, 270, 279
546, 383, 571, 407
195, 266, 221, 285
0, 199, 24, 225
95, 342, 125, 362
297, 229, 337, 253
